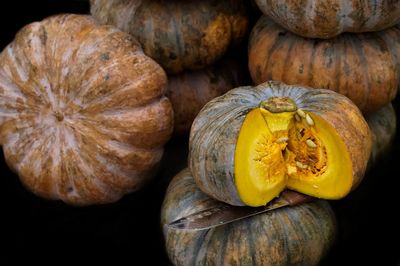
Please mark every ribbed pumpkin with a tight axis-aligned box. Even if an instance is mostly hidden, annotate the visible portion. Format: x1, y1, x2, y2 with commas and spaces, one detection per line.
189, 81, 372, 207
167, 59, 244, 135
161, 168, 337, 266
90, 0, 249, 74
249, 16, 400, 113
0, 14, 173, 206
365, 104, 397, 164
254, 0, 400, 38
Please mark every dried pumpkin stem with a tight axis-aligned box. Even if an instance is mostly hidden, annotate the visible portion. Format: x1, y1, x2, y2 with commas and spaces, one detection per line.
260, 97, 297, 113
54, 111, 64, 122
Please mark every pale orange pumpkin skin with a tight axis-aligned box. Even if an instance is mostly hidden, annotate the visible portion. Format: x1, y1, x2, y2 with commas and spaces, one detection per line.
90, 0, 249, 74
249, 16, 400, 113
0, 14, 173, 206
255, 0, 400, 38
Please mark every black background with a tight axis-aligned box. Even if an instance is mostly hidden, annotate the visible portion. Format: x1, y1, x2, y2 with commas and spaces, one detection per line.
1, 1, 400, 265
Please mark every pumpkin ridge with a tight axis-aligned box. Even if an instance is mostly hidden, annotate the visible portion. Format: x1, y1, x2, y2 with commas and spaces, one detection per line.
244, 219, 258, 265
306, 39, 319, 86
189, 231, 209, 265
263, 25, 287, 82
168, 3, 185, 70
351, 33, 373, 110
217, 225, 231, 265
77, 71, 162, 110
63, 155, 111, 204
281, 32, 298, 82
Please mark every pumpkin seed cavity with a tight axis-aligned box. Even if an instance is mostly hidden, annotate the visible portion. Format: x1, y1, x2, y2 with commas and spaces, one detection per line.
258, 98, 328, 181
259, 108, 328, 182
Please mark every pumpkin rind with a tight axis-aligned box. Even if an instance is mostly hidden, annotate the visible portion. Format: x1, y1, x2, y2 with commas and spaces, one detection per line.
0, 14, 174, 205
365, 104, 397, 164
167, 59, 244, 135
189, 81, 372, 206
161, 168, 337, 266
248, 16, 400, 113
90, 0, 249, 74
255, 0, 400, 38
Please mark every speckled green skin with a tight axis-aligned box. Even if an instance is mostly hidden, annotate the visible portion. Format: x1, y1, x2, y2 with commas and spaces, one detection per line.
161, 168, 337, 266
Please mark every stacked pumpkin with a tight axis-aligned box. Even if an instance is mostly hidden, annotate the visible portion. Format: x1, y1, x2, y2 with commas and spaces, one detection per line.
90, 0, 250, 135
248, 0, 400, 157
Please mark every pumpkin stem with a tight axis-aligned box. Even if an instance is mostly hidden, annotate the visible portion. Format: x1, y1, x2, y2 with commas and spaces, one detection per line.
54, 111, 64, 122
260, 97, 297, 113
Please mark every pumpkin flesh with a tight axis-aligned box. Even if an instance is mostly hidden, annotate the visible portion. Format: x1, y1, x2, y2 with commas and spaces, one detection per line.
235, 97, 352, 206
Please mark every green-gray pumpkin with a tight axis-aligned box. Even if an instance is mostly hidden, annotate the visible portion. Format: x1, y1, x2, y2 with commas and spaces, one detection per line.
189, 81, 371, 207
161, 168, 337, 266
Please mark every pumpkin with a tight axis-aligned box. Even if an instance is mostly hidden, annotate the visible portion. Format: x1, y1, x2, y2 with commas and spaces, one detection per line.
189, 81, 371, 207
0, 14, 174, 206
167, 58, 245, 135
365, 104, 397, 164
161, 168, 337, 266
254, 0, 400, 38
248, 16, 400, 113
90, 0, 249, 74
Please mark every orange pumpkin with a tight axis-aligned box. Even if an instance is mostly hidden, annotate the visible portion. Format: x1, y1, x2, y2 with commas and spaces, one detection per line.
0, 14, 173, 206
167, 59, 245, 135
90, 0, 249, 74
254, 0, 400, 38
249, 16, 400, 113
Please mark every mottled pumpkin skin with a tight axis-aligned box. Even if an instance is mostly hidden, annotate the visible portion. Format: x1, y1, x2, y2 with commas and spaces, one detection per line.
167, 59, 244, 135
249, 16, 400, 113
366, 104, 397, 164
255, 0, 400, 38
189, 81, 371, 206
161, 169, 337, 266
0, 14, 174, 206
90, 0, 249, 74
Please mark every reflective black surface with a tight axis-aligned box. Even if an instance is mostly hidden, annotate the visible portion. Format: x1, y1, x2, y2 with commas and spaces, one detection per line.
1, 1, 399, 265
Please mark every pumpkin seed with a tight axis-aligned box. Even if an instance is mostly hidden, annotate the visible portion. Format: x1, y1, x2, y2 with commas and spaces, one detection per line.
306, 139, 317, 148
296, 161, 308, 169
305, 114, 315, 126
294, 114, 301, 122
276, 137, 289, 143
297, 109, 306, 118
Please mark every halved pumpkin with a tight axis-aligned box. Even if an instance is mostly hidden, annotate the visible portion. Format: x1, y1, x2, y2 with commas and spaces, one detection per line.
189, 81, 372, 206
